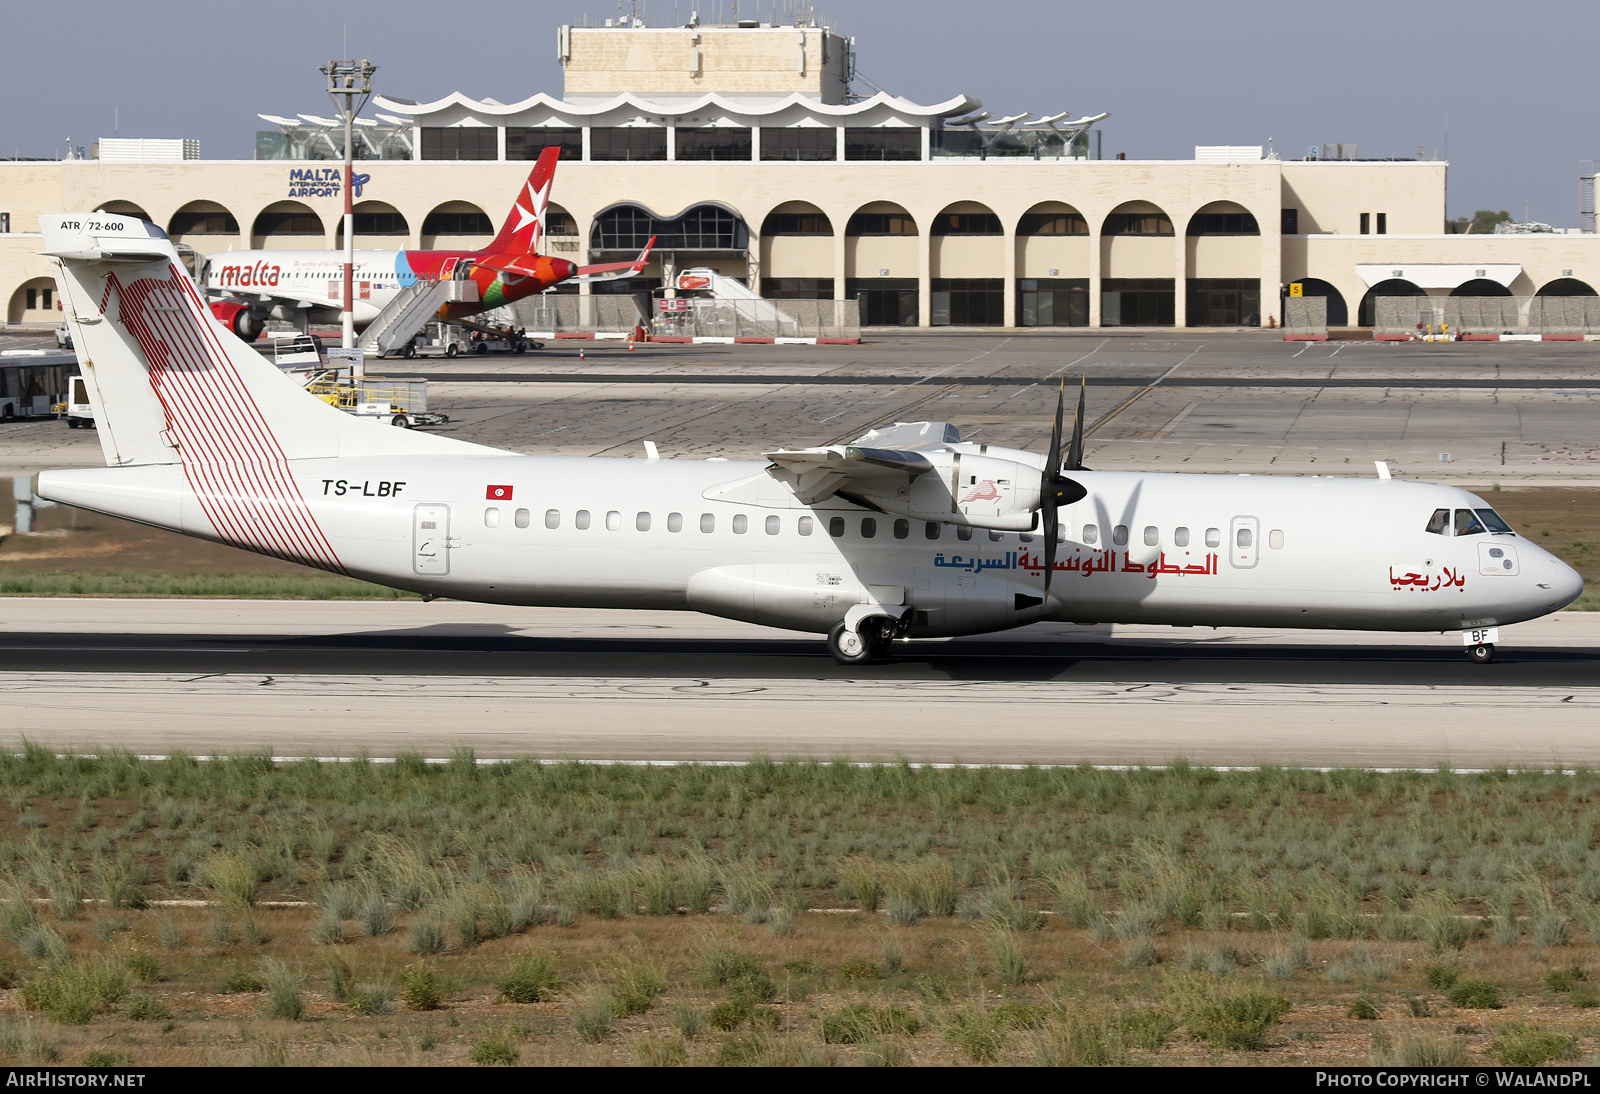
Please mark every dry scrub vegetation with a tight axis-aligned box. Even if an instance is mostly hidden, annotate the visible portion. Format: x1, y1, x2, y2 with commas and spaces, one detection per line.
2, 749, 1600, 1065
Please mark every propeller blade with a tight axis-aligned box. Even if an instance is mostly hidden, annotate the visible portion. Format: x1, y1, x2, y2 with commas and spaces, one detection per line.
1047, 381, 1065, 475
1066, 376, 1087, 472
1043, 497, 1058, 593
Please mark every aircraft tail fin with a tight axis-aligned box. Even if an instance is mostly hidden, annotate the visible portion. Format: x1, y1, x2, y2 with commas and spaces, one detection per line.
39, 212, 506, 468
482, 145, 559, 257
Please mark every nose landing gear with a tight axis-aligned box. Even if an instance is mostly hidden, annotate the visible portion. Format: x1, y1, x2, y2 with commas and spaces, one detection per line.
1467, 642, 1495, 665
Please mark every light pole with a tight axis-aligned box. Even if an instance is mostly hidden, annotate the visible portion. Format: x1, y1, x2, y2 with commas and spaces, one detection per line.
321, 58, 376, 364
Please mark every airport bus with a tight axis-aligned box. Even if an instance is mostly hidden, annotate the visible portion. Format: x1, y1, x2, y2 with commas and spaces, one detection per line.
0, 360, 70, 420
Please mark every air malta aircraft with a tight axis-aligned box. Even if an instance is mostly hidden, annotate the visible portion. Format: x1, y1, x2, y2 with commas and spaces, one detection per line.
38, 215, 1583, 665
201, 147, 652, 341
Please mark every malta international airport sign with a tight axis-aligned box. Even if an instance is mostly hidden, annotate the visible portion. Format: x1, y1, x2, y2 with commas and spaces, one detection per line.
287, 169, 371, 199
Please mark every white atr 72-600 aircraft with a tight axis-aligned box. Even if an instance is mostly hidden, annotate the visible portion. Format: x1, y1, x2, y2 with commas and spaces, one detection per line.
37, 215, 1584, 664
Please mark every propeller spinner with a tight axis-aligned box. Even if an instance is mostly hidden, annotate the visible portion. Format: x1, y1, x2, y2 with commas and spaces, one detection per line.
1041, 379, 1089, 590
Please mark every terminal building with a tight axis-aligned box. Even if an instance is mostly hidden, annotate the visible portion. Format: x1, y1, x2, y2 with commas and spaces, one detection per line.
3, 15, 1598, 331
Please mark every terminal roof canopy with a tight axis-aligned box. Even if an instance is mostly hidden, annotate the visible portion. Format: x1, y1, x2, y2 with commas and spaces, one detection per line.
373, 90, 983, 131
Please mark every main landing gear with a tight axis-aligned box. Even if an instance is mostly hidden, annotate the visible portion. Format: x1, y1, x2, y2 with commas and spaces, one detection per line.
827, 620, 896, 666
1467, 643, 1495, 665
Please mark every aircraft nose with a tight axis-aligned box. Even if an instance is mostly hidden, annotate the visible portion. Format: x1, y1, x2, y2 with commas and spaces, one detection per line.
1531, 549, 1585, 610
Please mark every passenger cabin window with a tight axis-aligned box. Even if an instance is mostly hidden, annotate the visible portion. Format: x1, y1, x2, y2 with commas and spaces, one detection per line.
1205, 528, 1221, 548
924, 522, 941, 540
576, 510, 591, 530
541, 509, 557, 530
956, 526, 973, 541
1083, 524, 1098, 544
1425, 508, 1450, 535
636, 512, 651, 531
1174, 527, 1190, 547
1143, 526, 1159, 546
988, 530, 1004, 542
1269, 529, 1284, 550
1454, 509, 1486, 537
733, 514, 748, 534
799, 516, 814, 536
484, 507, 500, 527
1236, 527, 1253, 548
515, 508, 531, 529
895, 519, 910, 539
700, 513, 715, 532
1113, 525, 1129, 546
861, 518, 877, 538
766, 515, 781, 535
829, 517, 845, 537
668, 512, 683, 532
605, 511, 621, 531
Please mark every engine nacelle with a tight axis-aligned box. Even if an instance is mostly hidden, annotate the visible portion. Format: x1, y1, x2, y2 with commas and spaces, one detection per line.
852, 452, 1043, 532
207, 300, 264, 342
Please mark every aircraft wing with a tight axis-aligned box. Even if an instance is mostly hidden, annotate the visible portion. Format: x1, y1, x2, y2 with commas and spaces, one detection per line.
573, 236, 656, 283
763, 444, 935, 504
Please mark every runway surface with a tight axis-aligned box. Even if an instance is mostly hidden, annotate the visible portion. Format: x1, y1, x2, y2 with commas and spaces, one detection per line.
8, 331, 1600, 485
3, 600, 1597, 768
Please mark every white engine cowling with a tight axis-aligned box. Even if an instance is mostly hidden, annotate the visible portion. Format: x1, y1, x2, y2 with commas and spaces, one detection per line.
853, 452, 1043, 532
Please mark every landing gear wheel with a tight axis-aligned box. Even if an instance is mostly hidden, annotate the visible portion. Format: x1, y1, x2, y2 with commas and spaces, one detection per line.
827, 623, 875, 666
1468, 643, 1495, 664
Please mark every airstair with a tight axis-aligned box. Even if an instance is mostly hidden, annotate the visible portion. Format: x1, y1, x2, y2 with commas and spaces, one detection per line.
356, 279, 480, 356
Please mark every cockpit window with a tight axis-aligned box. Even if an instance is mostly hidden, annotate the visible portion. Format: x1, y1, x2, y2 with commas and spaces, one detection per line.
1425, 508, 1450, 535
1476, 509, 1514, 534
1454, 509, 1487, 537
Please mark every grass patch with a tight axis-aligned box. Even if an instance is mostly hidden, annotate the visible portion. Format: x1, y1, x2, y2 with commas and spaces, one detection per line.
1486, 1024, 1580, 1066
1445, 979, 1502, 1010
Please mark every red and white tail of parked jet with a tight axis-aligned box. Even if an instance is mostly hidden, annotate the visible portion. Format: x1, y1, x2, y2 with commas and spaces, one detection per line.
203, 147, 654, 340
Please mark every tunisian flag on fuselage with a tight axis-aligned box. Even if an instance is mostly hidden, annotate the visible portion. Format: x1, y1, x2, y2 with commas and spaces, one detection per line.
486, 485, 513, 500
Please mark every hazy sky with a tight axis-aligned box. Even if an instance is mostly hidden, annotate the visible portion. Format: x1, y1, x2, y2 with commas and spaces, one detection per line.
3, 0, 1594, 225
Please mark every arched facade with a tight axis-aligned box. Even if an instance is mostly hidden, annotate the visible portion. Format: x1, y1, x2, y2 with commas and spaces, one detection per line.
930, 200, 1001, 325
1184, 200, 1261, 326
1449, 279, 1513, 298
1014, 201, 1089, 327
251, 201, 325, 249
1537, 277, 1598, 296
420, 201, 493, 249
1102, 201, 1175, 326
95, 200, 151, 220
759, 201, 834, 298
845, 201, 918, 326
1290, 277, 1348, 327
334, 201, 409, 247
166, 201, 240, 249
1358, 278, 1425, 327
7, 276, 58, 324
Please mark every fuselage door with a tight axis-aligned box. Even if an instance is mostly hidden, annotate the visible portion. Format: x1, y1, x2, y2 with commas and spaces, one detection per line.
1229, 515, 1260, 569
413, 503, 450, 576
